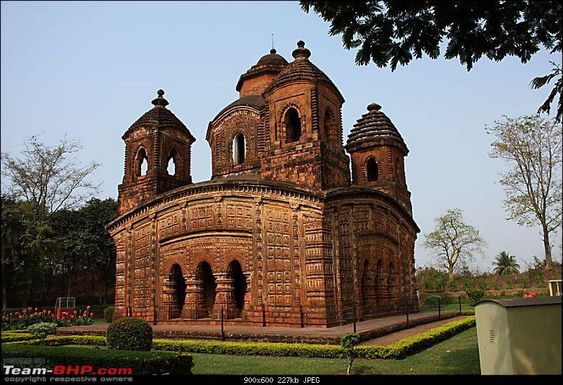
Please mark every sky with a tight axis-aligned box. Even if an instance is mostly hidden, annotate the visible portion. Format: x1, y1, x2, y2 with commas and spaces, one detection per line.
2, 1, 561, 272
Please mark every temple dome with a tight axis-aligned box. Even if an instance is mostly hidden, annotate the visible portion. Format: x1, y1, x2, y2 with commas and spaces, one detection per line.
345, 103, 407, 154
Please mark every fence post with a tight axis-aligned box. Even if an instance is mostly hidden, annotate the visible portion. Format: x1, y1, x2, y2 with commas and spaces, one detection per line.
458, 295, 462, 316
438, 297, 441, 320
220, 305, 225, 341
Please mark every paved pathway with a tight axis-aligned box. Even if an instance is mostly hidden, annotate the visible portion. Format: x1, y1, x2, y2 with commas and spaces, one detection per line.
57, 311, 462, 344
358, 315, 469, 346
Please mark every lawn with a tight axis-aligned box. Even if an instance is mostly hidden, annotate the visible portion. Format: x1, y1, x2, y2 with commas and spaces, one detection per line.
188, 327, 480, 375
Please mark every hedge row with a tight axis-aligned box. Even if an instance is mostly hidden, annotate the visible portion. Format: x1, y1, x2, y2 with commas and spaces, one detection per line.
1, 332, 38, 343
1, 343, 193, 375
357, 316, 476, 359
33, 316, 475, 359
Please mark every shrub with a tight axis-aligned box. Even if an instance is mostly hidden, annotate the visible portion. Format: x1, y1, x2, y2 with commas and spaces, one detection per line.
103, 306, 115, 323
466, 289, 485, 305
341, 333, 360, 375
1, 332, 37, 343
27, 322, 57, 339
107, 317, 153, 351
1, 343, 193, 375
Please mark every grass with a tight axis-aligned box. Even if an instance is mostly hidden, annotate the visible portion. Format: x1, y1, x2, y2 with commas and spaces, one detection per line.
188, 328, 480, 375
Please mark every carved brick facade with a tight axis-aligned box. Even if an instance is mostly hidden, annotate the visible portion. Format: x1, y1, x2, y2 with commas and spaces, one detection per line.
109, 41, 419, 327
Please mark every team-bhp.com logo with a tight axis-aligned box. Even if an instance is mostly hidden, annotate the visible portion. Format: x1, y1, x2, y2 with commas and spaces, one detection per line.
4, 364, 133, 375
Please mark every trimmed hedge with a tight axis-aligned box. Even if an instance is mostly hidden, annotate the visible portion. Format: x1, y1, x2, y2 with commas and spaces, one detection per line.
107, 317, 153, 351
1, 332, 37, 343
20, 317, 475, 360
1, 343, 193, 375
153, 316, 475, 359
33, 335, 107, 347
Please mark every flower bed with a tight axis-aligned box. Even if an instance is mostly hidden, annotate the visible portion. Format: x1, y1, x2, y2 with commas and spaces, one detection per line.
1, 306, 94, 330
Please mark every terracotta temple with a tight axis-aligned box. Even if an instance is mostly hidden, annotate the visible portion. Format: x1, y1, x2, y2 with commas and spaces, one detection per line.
107, 41, 420, 327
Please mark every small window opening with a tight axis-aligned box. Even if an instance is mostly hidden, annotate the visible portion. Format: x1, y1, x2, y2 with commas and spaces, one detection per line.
167, 149, 177, 176
366, 157, 378, 181
285, 108, 301, 143
167, 157, 176, 176
137, 148, 148, 176
232, 133, 246, 165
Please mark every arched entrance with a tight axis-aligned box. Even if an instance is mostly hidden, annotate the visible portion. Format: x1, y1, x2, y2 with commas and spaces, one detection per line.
195, 261, 216, 318
167, 264, 186, 319
226, 260, 247, 318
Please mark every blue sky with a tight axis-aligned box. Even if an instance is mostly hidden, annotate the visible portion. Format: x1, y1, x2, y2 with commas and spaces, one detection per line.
2, 1, 561, 271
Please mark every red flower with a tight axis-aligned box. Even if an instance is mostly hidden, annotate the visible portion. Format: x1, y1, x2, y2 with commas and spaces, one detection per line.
90, 312, 94, 317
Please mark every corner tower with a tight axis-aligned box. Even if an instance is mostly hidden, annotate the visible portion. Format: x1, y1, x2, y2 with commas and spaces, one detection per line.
117, 90, 195, 215
260, 41, 350, 190
346, 103, 412, 212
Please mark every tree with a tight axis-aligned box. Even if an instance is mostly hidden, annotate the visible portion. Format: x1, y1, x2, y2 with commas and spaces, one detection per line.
1, 135, 100, 215
341, 332, 360, 375
487, 115, 562, 267
300, 0, 562, 121
423, 209, 487, 282
493, 251, 521, 275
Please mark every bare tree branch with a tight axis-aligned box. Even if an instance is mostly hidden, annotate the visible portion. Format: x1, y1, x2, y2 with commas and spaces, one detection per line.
1, 135, 101, 215
487, 115, 562, 266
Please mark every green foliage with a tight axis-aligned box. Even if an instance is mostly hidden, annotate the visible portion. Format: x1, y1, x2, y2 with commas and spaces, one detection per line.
1, 332, 37, 343
417, 267, 448, 291
341, 333, 360, 374
341, 333, 360, 350
107, 317, 153, 351
1, 193, 117, 308
464, 277, 487, 304
493, 251, 520, 275
35, 335, 106, 346
104, 306, 115, 323
300, 1, 562, 121
465, 289, 485, 305
1, 343, 193, 375
26, 322, 57, 339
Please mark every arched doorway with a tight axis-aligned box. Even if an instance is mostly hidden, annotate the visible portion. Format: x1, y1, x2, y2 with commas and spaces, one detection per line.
195, 261, 216, 318
226, 260, 247, 318
168, 264, 186, 319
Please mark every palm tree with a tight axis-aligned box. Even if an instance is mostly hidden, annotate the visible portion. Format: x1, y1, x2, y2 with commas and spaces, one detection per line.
493, 251, 520, 275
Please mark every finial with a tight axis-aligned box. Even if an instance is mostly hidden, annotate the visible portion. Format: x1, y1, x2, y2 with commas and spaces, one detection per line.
152, 89, 169, 107
270, 48, 277, 54
292, 40, 311, 59
367, 103, 381, 111
271, 33, 275, 50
